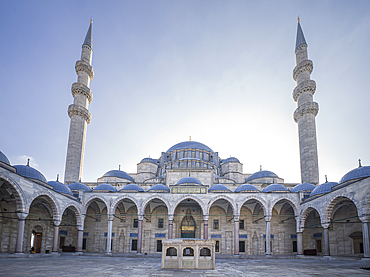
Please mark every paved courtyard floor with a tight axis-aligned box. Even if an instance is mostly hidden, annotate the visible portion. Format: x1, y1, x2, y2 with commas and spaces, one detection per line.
1, 255, 370, 276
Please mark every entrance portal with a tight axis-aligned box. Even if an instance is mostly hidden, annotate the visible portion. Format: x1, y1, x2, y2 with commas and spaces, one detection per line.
181, 209, 196, 238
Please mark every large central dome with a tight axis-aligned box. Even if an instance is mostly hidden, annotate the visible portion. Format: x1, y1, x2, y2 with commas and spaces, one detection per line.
166, 141, 214, 153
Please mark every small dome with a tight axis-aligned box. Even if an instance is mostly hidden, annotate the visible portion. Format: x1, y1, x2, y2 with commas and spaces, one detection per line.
120, 183, 144, 192
222, 157, 240, 164
94, 183, 118, 192
0, 151, 10, 165
246, 170, 278, 182
235, 184, 260, 192
102, 170, 134, 182
166, 141, 213, 153
14, 165, 47, 183
140, 158, 158, 164
176, 177, 202, 186
309, 182, 338, 198
339, 165, 370, 184
68, 182, 92, 192
262, 184, 288, 193
291, 183, 316, 193
208, 184, 231, 192
148, 184, 170, 192
48, 181, 74, 196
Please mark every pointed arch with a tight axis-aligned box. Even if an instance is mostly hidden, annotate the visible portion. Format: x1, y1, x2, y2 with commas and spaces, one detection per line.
238, 195, 268, 216
27, 191, 61, 220
170, 195, 206, 215
323, 194, 362, 224
140, 195, 170, 215
270, 196, 299, 217
60, 203, 83, 226
207, 195, 237, 215
0, 172, 27, 212
82, 195, 109, 215
299, 205, 322, 230
111, 195, 140, 215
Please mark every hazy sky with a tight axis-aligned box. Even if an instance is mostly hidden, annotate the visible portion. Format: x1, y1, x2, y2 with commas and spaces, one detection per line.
0, 1, 369, 185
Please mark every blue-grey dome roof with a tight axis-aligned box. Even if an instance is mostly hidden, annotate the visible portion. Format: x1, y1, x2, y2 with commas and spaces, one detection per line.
339, 166, 370, 184
246, 170, 278, 182
140, 158, 158, 164
166, 141, 213, 153
68, 182, 92, 192
291, 183, 316, 193
14, 165, 47, 183
176, 177, 202, 186
0, 151, 10, 165
102, 170, 134, 182
235, 184, 260, 192
262, 184, 288, 193
296, 22, 307, 50
148, 184, 170, 192
222, 157, 240, 164
208, 184, 231, 192
120, 183, 144, 192
94, 183, 118, 192
309, 182, 338, 198
48, 181, 74, 196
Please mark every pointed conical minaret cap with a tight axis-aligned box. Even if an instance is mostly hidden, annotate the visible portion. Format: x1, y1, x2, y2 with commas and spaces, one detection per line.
295, 17, 307, 50
83, 19, 93, 49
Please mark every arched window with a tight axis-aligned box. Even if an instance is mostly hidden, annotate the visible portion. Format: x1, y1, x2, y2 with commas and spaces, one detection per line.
166, 247, 177, 256
183, 247, 194, 256
200, 247, 211, 256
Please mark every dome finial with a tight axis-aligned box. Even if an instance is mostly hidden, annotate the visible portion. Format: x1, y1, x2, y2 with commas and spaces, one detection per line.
79, 178, 82, 183
189, 136, 191, 141
359, 159, 362, 167
90, 17, 93, 24
119, 165, 121, 170
56, 174, 59, 182
260, 165, 262, 171
27, 158, 30, 166
297, 16, 300, 23
325, 175, 328, 183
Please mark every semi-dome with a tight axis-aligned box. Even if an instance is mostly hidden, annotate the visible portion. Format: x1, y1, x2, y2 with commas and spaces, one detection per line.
339, 165, 370, 184
140, 158, 158, 164
176, 177, 202, 186
48, 181, 73, 196
68, 182, 92, 192
246, 170, 278, 182
102, 170, 134, 182
208, 184, 231, 192
0, 151, 10, 165
120, 183, 144, 192
166, 141, 213, 153
262, 184, 288, 193
148, 184, 170, 192
235, 184, 260, 192
222, 157, 240, 164
14, 165, 47, 183
93, 183, 118, 192
291, 183, 316, 193
309, 182, 338, 198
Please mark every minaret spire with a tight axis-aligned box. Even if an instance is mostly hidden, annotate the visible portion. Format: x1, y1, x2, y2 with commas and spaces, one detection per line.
292, 20, 319, 185
64, 21, 94, 184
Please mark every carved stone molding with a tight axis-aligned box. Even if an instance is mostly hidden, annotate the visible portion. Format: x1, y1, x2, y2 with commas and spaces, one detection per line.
294, 101, 319, 123
293, 79, 316, 102
68, 104, 91, 124
293, 60, 313, 81
75, 60, 94, 80
71, 82, 93, 103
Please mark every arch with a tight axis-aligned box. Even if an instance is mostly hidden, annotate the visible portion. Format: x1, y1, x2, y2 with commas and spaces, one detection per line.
82, 195, 110, 215
238, 195, 268, 216
270, 196, 299, 217
140, 195, 170, 215
362, 188, 370, 216
60, 203, 83, 226
169, 195, 206, 215
27, 191, 61, 220
0, 173, 27, 212
111, 195, 140, 215
323, 194, 362, 224
207, 195, 237, 216
300, 205, 322, 230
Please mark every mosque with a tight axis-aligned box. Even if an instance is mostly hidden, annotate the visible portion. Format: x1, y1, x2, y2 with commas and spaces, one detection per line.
0, 20, 369, 259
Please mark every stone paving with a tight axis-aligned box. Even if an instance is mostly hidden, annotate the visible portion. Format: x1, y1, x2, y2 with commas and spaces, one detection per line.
1, 255, 370, 276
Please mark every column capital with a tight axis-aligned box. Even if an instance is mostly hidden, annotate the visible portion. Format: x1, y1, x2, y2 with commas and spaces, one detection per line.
168, 214, 174, 221
359, 215, 370, 223
107, 214, 114, 221
265, 216, 272, 222
321, 222, 330, 229
16, 212, 28, 220
54, 220, 61, 227
233, 215, 240, 222
203, 215, 209, 221
138, 214, 144, 221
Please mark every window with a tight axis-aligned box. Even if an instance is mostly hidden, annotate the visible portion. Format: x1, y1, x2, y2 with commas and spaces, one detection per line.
131, 239, 137, 251
158, 218, 164, 229
200, 247, 211, 256
213, 219, 219, 230
156, 240, 162, 252
239, 220, 244, 230
239, 241, 245, 253
292, 241, 297, 252
133, 219, 138, 228
82, 238, 87, 250
183, 247, 194, 256
166, 247, 177, 256
215, 241, 220, 252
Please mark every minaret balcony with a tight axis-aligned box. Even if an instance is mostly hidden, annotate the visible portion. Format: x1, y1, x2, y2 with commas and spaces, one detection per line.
293, 79, 316, 102
293, 102, 319, 123
68, 104, 92, 124
293, 60, 313, 81
72, 82, 93, 103
75, 60, 94, 80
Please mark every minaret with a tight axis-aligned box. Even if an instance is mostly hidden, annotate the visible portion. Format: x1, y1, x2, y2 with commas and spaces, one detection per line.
64, 20, 94, 184
292, 19, 319, 185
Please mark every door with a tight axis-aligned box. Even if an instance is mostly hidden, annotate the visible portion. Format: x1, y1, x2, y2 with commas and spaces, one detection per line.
35, 233, 42, 253
181, 215, 196, 238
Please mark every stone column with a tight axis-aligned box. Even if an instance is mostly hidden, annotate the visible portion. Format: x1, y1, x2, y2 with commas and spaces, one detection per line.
52, 220, 61, 253
322, 223, 330, 256
15, 212, 28, 253
297, 232, 303, 256
76, 215, 85, 253
137, 215, 143, 254
234, 215, 239, 255
106, 215, 113, 254
265, 216, 271, 255
168, 214, 174, 239
203, 215, 209, 240
360, 216, 370, 259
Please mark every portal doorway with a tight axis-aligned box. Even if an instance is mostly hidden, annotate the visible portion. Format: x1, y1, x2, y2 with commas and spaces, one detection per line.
181, 209, 196, 238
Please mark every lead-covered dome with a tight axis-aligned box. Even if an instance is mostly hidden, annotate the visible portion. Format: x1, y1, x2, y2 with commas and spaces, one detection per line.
176, 177, 202, 186
94, 183, 118, 192
14, 165, 47, 183
246, 170, 278, 182
262, 184, 288, 193
309, 182, 338, 198
140, 158, 158, 164
235, 184, 260, 192
48, 181, 74, 196
339, 165, 370, 184
120, 183, 144, 192
0, 151, 10, 165
208, 184, 231, 192
102, 170, 134, 182
68, 182, 92, 192
148, 184, 170, 192
291, 183, 316, 193
222, 157, 240, 164
166, 141, 213, 153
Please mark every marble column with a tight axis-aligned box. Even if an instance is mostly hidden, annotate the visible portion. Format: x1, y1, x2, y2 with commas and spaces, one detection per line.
52, 220, 61, 253
265, 216, 271, 255
360, 216, 370, 259
168, 214, 174, 239
137, 215, 143, 254
76, 215, 85, 253
203, 215, 209, 240
234, 215, 240, 255
15, 212, 28, 253
106, 215, 113, 254
322, 223, 330, 256
297, 232, 303, 255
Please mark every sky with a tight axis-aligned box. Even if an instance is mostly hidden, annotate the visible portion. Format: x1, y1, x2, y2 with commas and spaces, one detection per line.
0, 1, 369, 184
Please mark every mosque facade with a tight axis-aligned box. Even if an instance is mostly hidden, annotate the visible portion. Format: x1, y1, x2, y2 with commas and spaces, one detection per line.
1, 20, 370, 259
